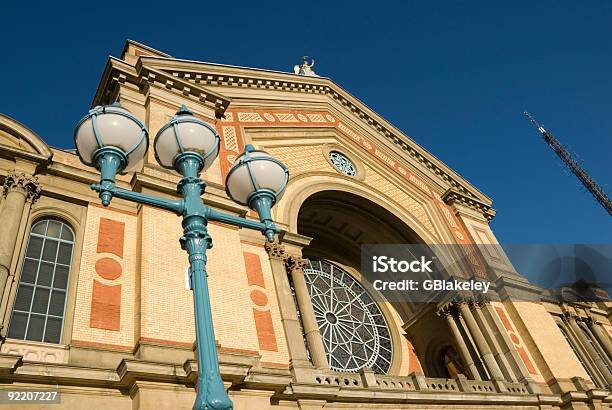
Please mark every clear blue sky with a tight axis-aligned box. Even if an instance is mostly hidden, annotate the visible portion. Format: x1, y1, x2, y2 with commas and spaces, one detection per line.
1, 1, 610, 243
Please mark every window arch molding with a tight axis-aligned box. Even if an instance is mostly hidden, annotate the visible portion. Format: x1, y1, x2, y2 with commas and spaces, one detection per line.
3, 205, 85, 345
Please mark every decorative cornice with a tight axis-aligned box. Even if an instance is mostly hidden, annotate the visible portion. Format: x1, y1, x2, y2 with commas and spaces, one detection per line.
93, 57, 231, 118
442, 188, 496, 221
2, 171, 41, 203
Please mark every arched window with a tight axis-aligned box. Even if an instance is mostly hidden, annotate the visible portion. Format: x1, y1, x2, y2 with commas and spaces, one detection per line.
302, 259, 393, 374
7, 219, 74, 344
558, 324, 601, 387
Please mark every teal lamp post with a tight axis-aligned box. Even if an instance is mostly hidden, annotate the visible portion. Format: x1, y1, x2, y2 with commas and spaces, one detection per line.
74, 104, 288, 410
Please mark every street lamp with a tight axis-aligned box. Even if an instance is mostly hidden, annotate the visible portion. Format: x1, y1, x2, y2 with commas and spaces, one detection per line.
74, 103, 288, 410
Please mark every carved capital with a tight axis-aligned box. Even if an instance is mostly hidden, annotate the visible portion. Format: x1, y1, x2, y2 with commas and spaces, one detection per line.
473, 294, 490, 308
3, 171, 41, 203
286, 256, 308, 273
264, 241, 287, 260
452, 292, 473, 308
562, 310, 577, 323
437, 304, 460, 319
582, 315, 596, 326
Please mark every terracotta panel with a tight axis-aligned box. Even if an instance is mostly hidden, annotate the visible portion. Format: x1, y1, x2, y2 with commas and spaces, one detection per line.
95, 258, 122, 280
90, 280, 121, 331
252, 308, 278, 352
97, 218, 125, 258
243, 252, 265, 287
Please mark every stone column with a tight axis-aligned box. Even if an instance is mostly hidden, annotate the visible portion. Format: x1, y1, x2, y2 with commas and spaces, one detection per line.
565, 313, 612, 385
0, 172, 40, 295
586, 317, 612, 360
458, 300, 505, 381
438, 304, 481, 380
286, 256, 329, 369
264, 242, 311, 369
472, 301, 517, 382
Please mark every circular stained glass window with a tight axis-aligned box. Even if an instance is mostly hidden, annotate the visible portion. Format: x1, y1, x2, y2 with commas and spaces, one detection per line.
329, 151, 357, 176
303, 259, 393, 373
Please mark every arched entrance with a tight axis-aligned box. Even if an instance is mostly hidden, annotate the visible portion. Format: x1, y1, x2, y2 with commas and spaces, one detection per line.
298, 190, 424, 269
294, 190, 429, 375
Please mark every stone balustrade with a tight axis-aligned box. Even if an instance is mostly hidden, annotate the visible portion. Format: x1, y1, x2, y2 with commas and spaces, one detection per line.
306, 369, 535, 395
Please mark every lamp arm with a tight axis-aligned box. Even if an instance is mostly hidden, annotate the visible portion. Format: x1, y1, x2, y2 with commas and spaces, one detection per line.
91, 184, 185, 215
206, 208, 282, 236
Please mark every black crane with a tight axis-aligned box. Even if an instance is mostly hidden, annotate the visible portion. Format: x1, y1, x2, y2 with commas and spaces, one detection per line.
524, 112, 612, 217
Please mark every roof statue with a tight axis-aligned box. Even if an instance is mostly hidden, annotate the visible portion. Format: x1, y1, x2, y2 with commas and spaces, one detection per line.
293, 56, 318, 77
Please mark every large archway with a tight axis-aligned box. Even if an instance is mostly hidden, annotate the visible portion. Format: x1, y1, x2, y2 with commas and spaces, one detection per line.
295, 190, 432, 375
297, 190, 424, 270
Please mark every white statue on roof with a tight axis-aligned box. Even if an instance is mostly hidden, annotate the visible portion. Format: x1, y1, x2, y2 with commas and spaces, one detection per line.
293, 56, 318, 77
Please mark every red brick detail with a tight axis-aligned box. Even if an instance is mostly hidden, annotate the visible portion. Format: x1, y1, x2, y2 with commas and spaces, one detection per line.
95, 257, 122, 280
243, 252, 265, 287
71, 339, 132, 351
216, 121, 245, 180
252, 308, 278, 352
90, 280, 121, 331
97, 218, 125, 258
250, 289, 268, 307
510, 333, 521, 345
517, 346, 538, 375
495, 306, 514, 331
407, 339, 423, 373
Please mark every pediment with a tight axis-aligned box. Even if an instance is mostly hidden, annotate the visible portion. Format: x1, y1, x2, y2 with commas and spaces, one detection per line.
92, 40, 492, 210
0, 114, 52, 160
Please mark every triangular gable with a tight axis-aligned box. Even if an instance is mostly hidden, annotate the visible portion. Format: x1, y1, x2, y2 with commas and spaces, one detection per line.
93, 40, 492, 210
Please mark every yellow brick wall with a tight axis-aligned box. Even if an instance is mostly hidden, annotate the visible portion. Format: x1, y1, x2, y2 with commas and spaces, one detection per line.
139, 206, 261, 353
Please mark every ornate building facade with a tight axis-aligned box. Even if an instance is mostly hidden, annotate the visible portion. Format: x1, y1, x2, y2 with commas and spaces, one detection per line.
0, 40, 610, 409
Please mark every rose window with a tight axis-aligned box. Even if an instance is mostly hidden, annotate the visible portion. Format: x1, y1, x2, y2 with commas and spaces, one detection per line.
303, 259, 392, 373
328, 151, 357, 177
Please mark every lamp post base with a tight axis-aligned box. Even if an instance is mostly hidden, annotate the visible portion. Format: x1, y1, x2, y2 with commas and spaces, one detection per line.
194, 370, 233, 410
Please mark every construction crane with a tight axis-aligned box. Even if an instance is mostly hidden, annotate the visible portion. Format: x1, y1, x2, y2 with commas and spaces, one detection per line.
524, 112, 612, 217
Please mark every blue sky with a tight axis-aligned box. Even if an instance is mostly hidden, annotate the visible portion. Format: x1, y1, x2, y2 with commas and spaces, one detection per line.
1, 1, 610, 243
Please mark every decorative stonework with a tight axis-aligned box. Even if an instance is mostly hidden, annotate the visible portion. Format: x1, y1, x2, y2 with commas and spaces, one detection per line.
285, 256, 308, 273
442, 188, 496, 221
2, 171, 41, 203
328, 151, 357, 177
264, 242, 286, 260
1, 339, 68, 364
